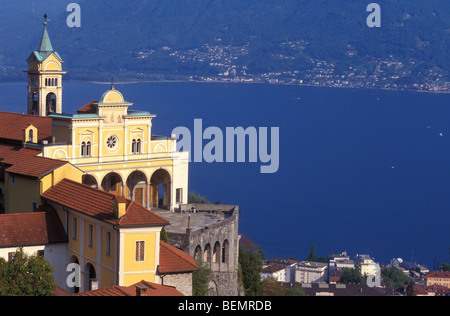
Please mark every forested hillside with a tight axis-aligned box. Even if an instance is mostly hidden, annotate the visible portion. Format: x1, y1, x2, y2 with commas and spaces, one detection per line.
0, 0, 448, 90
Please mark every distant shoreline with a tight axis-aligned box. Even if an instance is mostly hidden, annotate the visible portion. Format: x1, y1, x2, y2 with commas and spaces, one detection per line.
87, 78, 450, 95
0, 78, 448, 95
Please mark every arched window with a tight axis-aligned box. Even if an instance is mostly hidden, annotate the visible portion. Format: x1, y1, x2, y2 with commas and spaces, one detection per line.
28, 129, 34, 143
194, 245, 202, 261
46, 93, 56, 115
222, 240, 229, 264
86, 141, 92, 157
213, 241, 221, 263
132, 139, 136, 154
203, 244, 211, 264
81, 142, 86, 157
136, 139, 141, 154
132, 139, 141, 154
32, 93, 39, 115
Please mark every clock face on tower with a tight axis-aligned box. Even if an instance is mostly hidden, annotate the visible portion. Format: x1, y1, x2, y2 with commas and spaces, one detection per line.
106, 135, 119, 151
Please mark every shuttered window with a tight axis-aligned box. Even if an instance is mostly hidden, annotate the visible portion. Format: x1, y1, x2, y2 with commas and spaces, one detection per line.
136, 241, 145, 262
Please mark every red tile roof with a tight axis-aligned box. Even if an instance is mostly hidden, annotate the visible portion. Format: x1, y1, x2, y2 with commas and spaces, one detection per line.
42, 179, 169, 227
0, 144, 40, 161
158, 241, 199, 274
118, 201, 170, 227
0, 206, 67, 248
414, 284, 450, 296
77, 100, 98, 114
0, 111, 52, 143
6, 156, 68, 178
0, 148, 41, 165
0, 144, 41, 180
427, 271, 450, 278
73, 280, 183, 296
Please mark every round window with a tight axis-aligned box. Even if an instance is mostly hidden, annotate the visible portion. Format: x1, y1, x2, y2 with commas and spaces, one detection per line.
106, 135, 119, 151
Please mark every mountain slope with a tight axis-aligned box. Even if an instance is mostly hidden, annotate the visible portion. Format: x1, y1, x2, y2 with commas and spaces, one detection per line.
0, 0, 448, 88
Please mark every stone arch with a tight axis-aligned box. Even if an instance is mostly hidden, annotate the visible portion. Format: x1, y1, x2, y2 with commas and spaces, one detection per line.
221, 239, 230, 270
213, 241, 221, 264
126, 170, 148, 207
149, 168, 171, 209
194, 245, 202, 261
46, 92, 56, 115
82, 174, 99, 189
203, 243, 212, 264
68, 255, 80, 294
52, 149, 68, 160
84, 262, 97, 291
44, 61, 61, 71
154, 142, 168, 153
101, 172, 124, 196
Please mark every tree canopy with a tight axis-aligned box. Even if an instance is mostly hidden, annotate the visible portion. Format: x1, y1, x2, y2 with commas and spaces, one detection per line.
0, 248, 56, 296
339, 268, 365, 285
381, 268, 411, 289
239, 235, 265, 296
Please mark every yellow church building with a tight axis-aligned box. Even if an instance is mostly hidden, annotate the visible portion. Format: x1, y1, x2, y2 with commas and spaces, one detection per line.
0, 18, 197, 296
26, 18, 189, 212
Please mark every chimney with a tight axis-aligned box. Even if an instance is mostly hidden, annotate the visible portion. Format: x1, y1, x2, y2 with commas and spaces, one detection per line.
186, 214, 191, 234
136, 284, 148, 297
114, 196, 127, 219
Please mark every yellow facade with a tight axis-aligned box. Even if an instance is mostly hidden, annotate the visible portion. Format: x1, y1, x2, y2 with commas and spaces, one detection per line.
4, 173, 41, 213
65, 212, 119, 290
5, 21, 193, 294
120, 228, 160, 286
60, 207, 165, 290
4, 163, 83, 213
42, 86, 189, 211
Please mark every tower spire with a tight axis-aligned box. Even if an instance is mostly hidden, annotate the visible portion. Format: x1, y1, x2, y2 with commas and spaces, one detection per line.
38, 13, 53, 53
27, 15, 65, 117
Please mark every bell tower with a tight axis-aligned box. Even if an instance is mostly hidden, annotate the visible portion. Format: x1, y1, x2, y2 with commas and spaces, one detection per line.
26, 15, 66, 116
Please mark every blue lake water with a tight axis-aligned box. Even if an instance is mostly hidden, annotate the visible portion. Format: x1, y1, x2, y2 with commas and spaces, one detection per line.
0, 80, 448, 269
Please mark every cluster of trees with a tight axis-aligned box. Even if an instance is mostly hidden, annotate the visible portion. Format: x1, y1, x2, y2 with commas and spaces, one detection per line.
0, 249, 56, 296
238, 235, 305, 296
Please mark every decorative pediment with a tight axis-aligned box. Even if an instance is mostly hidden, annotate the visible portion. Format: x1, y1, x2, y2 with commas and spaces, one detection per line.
79, 129, 95, 142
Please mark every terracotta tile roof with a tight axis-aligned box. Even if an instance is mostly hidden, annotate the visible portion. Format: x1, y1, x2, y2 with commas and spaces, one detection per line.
6, 156, 68, 178
0, 144, 24, 159
0, 144, 39, 180
42, 178, 119, 224
54, 287, 72, 296
0, 144, 59, 181
0, 148, 41, 164
158, 241, 199, 274
77, 100, 98, 114
0, 206, 67, 248
414, 284, 450, 296
427, 271, 450, 278
118, 201, 170, 227
73, 280, 183, 296
0, 111, 52, 143
42, 179, 169, 227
